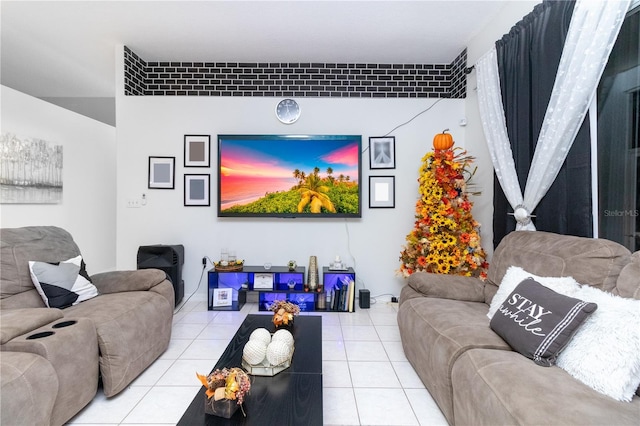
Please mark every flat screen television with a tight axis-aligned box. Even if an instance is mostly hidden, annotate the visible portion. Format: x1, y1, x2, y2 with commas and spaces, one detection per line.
218, 134, 362, 218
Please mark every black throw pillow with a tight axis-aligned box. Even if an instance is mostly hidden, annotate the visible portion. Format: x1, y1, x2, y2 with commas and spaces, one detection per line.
490, 278, 597, 367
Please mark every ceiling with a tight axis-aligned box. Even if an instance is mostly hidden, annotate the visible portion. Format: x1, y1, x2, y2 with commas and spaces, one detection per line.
1, 1, 515, 124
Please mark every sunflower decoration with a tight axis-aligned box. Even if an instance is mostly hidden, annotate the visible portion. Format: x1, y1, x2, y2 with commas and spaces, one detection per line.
398, 132, 488, 280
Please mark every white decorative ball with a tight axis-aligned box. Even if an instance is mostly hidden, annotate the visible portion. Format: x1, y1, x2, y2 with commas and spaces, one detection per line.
514, 206, 530, 224
272, 329, 294, 346
249, 328, 272, 346
266, 340, 292, 366
243, 339, 267, 365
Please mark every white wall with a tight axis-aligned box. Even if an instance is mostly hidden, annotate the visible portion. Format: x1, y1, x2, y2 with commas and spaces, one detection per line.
0, 85, 117, 273
115, 48, 471, 301
464, 1, 541, 256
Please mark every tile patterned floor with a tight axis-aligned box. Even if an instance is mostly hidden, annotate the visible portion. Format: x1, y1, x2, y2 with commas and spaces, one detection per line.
67, 297, 448, 426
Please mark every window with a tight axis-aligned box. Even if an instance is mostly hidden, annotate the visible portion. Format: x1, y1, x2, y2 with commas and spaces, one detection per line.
597, 6, 640, 251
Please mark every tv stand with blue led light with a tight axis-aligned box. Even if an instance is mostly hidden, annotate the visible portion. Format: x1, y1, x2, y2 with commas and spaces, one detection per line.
207, 265, 356, 312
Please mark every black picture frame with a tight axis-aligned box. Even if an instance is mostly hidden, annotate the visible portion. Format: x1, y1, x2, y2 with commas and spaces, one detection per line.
369, 136, 395, 169
184, 135, 211, 167
148, 156, 175, 189
184, 174, 210, 206
369, 176, 395, 208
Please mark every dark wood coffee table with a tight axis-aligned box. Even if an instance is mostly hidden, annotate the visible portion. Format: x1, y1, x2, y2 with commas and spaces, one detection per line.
178, 314, 323, 425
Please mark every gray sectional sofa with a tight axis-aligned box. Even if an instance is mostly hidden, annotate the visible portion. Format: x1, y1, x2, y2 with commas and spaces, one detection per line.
398, 231, 640, 425
0, 226, 175, 426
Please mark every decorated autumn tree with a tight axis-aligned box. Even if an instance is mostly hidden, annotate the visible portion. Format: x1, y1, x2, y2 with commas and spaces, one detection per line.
398, 130, 489, 279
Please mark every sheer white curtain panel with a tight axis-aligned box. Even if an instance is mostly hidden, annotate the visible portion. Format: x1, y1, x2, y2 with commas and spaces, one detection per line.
476, 49, 532, 229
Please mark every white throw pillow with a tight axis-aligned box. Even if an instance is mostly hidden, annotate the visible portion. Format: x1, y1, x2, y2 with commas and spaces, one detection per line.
29, 255, 98, 308
487, 266, 582, 319
556, 286, 640, 402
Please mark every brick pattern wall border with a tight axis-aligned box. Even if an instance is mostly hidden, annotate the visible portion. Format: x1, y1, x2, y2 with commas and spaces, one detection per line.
124, 47, 147, 96
124, 46, 467, 99
449, 49, 468, 99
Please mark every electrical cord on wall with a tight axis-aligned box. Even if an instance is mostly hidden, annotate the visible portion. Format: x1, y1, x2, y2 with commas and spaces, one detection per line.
361, 97, 445, 158
174, 257, 212, 315
382, 98, 443, 137
343, 219, 369, 295
344, 219, 357, 274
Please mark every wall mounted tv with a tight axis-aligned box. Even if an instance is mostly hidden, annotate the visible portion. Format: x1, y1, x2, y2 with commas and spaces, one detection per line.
218, 134, 362, 218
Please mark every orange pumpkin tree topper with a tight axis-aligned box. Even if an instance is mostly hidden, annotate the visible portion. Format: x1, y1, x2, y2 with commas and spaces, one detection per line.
398, 130, 488, 279
432, 128, 455, 150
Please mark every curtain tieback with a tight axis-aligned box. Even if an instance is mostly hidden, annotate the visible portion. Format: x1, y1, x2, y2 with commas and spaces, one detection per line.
510, 205, 535, 226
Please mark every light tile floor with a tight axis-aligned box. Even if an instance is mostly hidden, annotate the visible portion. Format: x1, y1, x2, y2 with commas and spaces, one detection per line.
67, 297, 448, 426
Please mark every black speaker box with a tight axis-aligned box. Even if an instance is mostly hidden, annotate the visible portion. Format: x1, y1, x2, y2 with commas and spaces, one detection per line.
137, 244, 184, 306
358, 289, 370, 309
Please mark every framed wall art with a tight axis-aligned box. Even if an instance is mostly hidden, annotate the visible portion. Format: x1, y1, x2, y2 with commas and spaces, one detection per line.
184, 174, 210, 206
369, 176, 395, 208
369, 136, 395, 169
0, 132, 63, 204
148, 156, 175, 189
184, 134, 210, 167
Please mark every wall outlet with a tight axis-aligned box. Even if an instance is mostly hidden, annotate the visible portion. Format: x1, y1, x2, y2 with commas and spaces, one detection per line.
126, 198, 141, 208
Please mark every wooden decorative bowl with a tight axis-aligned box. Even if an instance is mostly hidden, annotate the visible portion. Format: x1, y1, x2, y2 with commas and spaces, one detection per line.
214, 264, 243, 272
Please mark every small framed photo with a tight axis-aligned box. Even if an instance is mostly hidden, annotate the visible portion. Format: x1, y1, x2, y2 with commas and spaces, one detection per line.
369, 176, 395, 208
184, 174, 210, 206
148, 156, 175, 189
369, 136, 395, 169
212, 288, 233, 307
184, 135, 210, 167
